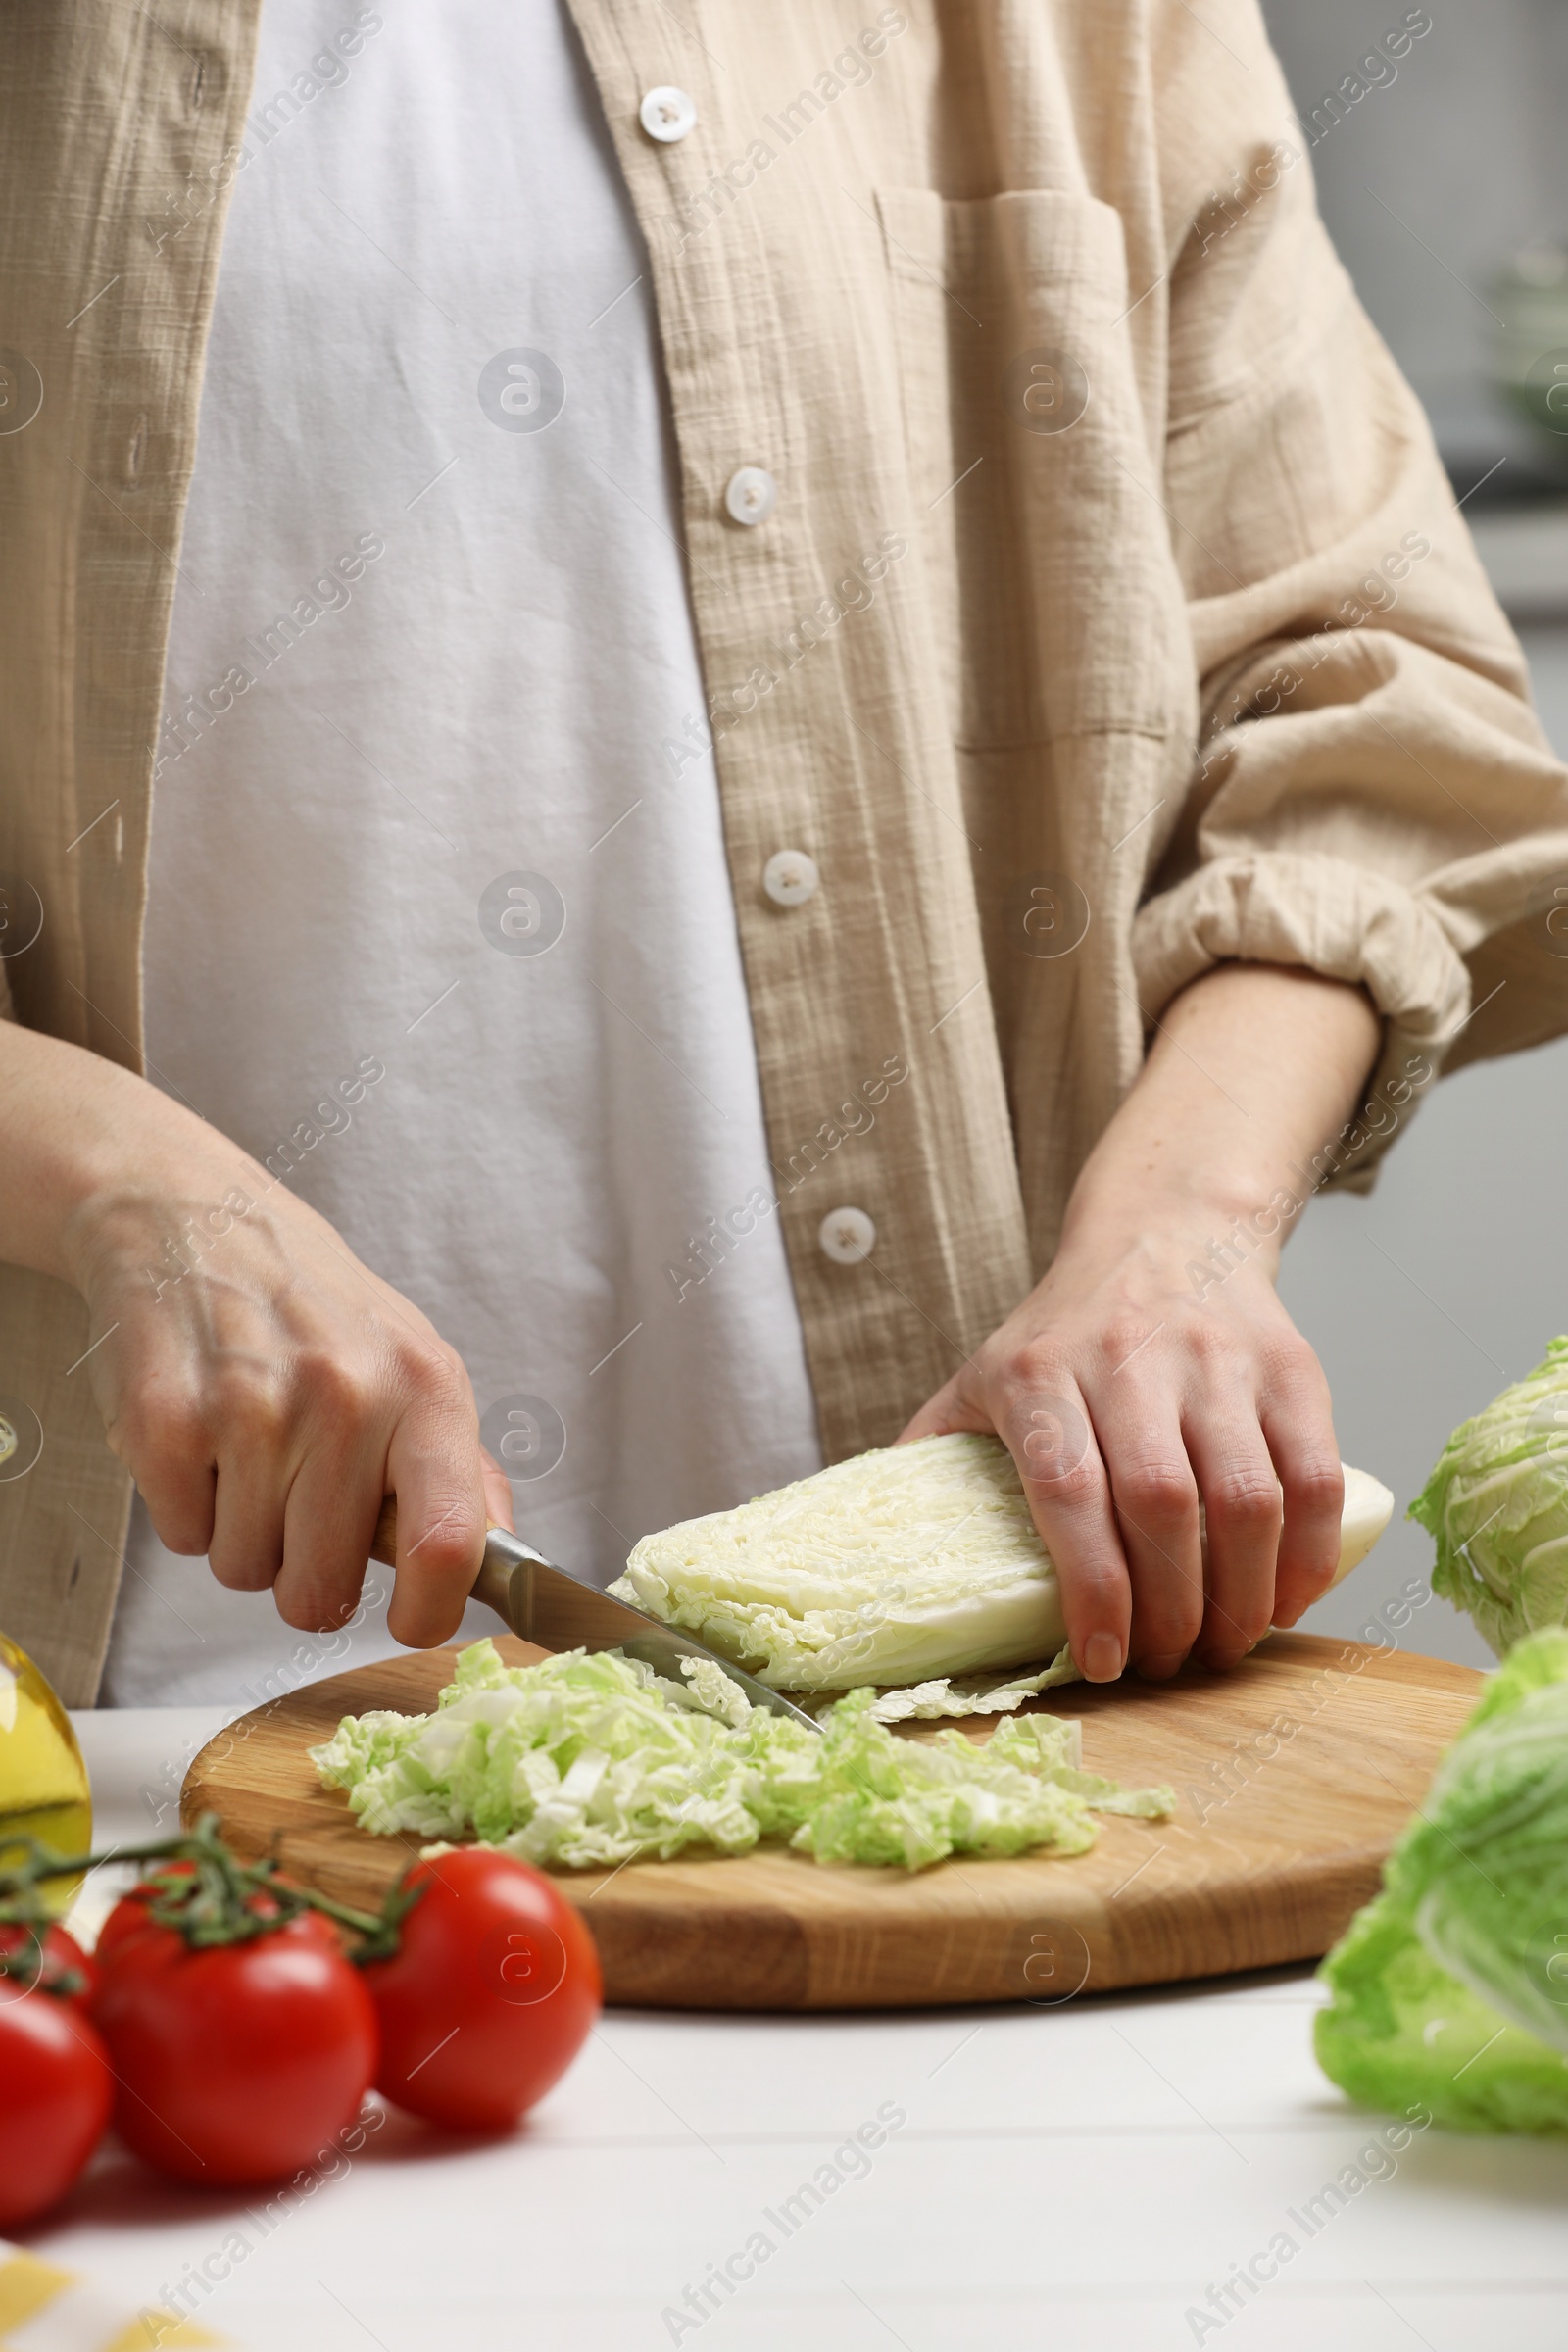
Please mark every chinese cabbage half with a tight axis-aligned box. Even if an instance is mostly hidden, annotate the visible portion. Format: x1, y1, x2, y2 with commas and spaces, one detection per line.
610, 1432, 1395, 1690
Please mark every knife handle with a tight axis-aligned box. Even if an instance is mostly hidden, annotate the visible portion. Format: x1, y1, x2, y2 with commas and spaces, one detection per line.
368, 1495, 516, 1628
368, 1494, 401, 1570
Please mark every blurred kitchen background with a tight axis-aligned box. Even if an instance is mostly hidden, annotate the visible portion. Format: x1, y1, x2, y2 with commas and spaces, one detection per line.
1258, 2, 1568, 1666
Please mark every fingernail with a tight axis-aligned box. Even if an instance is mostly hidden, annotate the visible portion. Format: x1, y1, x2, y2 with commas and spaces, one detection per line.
1083, 1632, 1124, 1683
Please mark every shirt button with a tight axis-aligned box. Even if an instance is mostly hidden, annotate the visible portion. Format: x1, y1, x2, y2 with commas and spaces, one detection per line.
762, 849, 819, 907
818, 1206, 876, 1265
639, 85, 697, 142
723, 466, 778, 526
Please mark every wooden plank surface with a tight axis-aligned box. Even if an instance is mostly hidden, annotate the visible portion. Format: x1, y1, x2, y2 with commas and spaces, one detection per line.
181, 1632, 1482, 2011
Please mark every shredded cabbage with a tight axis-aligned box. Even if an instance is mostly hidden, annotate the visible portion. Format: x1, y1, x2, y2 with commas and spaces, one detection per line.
312, 1638, 1173, 1874
1410, 1337, 1568, 1656
610, 1432, 1393, 1690
1315, 1628, 1568, 2132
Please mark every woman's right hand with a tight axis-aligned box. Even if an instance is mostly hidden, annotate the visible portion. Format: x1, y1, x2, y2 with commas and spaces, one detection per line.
2, 1021, 505, 1642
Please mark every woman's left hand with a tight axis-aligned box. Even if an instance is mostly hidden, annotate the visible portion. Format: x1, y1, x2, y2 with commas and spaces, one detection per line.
901, 1207, 1342, 1683
901, 961, 1383, 1684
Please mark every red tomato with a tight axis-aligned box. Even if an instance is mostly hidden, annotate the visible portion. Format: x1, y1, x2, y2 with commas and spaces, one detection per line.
0, 1980, 113, 2225
363, 1849, 600, 2132
92, 1915, 378, 2184
94, 1860, 198, 1963
0, 1921, 98, 2008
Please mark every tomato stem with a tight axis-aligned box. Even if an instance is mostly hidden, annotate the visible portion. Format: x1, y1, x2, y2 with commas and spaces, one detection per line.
0, 1815, 423, 1960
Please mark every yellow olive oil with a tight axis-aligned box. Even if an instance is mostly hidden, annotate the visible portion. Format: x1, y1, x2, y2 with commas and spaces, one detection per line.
0, 1631, 92, 1913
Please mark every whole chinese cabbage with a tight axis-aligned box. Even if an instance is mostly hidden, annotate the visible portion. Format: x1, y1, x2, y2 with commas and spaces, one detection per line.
1410, 1338, 1568, 1656
312, 1638, 1172, 1874
1315, 1628, 1568, 2132
610, 1432, 1394, 1690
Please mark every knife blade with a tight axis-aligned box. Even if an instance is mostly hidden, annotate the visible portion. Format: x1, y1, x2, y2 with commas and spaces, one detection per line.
369, 1497, 821, 1733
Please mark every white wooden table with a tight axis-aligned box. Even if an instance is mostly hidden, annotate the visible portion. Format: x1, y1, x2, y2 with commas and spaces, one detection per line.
22, 1707, 1567, 2351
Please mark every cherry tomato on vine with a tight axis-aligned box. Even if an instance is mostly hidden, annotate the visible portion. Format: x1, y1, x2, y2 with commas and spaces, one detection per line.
0, 1979, 113, 2225
0, 1920, 98, 2008
363, 1849, 600, 2132
92, 1912, 378, 2184
93, 1860, 198, 1964
96, 1865, 337, 1967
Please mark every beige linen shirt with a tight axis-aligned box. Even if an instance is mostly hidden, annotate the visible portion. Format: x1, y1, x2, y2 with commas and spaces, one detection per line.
3, 0, 1566, 1701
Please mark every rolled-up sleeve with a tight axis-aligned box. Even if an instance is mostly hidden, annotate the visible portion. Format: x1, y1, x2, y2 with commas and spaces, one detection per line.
1133, 3, 1568, 1176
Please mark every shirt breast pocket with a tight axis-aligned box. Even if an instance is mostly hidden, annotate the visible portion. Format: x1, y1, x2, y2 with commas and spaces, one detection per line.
873, 184, 1187, 753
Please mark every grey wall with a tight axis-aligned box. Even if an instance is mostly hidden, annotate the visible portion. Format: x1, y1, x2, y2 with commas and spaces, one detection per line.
1260, 0, 1568, 468
1254, 7, 1568, 1668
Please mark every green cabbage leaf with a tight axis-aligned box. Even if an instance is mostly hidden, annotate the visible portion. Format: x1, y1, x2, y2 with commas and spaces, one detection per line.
1315, 1628, 1568, 2132
1410, 1337, 1568, 1656
312, 1637, 1172, 1874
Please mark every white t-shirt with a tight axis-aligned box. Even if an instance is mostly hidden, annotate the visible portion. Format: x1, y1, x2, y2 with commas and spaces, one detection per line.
102, 0, 822, 1706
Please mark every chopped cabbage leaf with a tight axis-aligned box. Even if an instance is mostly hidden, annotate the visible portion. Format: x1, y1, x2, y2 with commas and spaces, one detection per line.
610, 1431, 1393, 1690
1315, 1628, 1568, 2132
1410, 1336, 1568, 1656
865, 1648, 1079, 1722
312, 1638, 1173, 1874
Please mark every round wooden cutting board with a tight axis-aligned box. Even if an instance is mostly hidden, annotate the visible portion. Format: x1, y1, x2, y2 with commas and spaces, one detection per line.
182, 1632, 1482, 2011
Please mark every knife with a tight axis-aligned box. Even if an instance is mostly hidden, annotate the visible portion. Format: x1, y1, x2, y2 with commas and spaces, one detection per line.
370, 1496, 821, 1734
